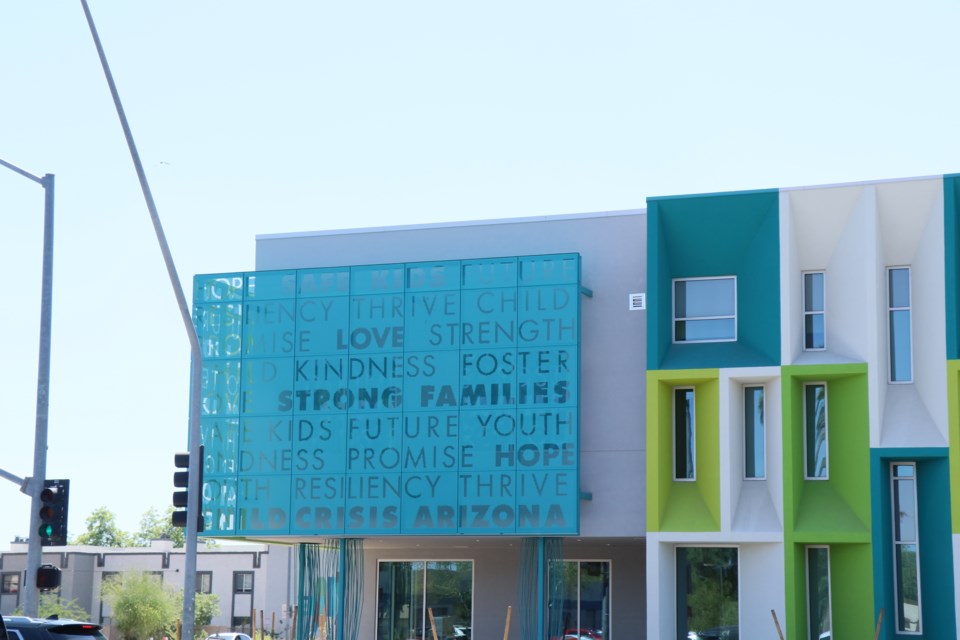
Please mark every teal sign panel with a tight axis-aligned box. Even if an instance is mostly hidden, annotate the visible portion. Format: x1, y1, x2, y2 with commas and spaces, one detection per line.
193, 254, 581, 536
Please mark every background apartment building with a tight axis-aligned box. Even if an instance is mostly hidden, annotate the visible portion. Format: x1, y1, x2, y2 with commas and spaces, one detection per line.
0, 540, 294, 636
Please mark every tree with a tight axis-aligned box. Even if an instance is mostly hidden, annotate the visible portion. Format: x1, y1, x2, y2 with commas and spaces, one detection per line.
101, 571, 179, 640
72, 507, 133, 547
135, 507, 184, 547
16, 593, 90, 620
189, 592, 220, 631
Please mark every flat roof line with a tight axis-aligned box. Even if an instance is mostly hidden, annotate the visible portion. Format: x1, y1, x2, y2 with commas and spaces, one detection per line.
779, 172, 945, 193
256, 207, 646, 241
651, 172, 950, 201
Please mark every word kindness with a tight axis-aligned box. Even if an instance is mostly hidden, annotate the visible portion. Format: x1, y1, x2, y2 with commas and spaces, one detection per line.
194, 254, 581, 537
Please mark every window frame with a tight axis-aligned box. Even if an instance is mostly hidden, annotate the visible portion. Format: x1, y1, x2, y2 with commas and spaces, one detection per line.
802, 270, 826, 351
673, 387, 696, 482
196, 571, 213, 594
233, 571, 254, 594
674, 545, 740, 640
890, 462, 922, 635
887, 266, 914, 384
99, 570, 121, 623
549, 559, 613, 640
1, 572, 20, 594
375, 559, 475, 640
743, 385, 766, 480
672, 276, 738, 344
803, 382, 829, 481
805, 545, 833, 640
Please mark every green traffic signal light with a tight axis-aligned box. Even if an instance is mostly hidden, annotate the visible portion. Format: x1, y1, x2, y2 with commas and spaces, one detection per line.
38, 479, 69, 546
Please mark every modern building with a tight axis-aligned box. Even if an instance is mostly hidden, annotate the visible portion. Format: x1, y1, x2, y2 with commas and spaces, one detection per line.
196, 211, 648, 640
13, 172, 959, 640
646, 174, 960, 640
0, 539, 294, 636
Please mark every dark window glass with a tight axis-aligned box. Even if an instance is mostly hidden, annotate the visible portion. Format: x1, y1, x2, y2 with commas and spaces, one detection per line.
676, 548, 738, 640
1, 573, 20, 594
804, 384, 827, 479
234, 572, 253, 594
744, 386, 765, 478
377, 561, 472, 640
806, 547, 831, 640
674, 389, 695, 480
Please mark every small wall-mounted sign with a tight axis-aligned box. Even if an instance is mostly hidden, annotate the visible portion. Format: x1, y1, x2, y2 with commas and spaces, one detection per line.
629, 292, 646, 311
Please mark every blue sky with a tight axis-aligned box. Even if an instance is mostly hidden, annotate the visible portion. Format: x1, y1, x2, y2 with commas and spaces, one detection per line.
1, 0, 959, 548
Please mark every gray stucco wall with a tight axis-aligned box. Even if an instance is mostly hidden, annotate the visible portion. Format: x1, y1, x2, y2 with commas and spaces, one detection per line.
258, 210, 648, 637
256, 210, 649, 539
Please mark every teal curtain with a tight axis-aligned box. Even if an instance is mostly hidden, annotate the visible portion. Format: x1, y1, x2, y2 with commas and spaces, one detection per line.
342, 539, 364, 640
519, 538, 564, 640
544, 538, 565, 640
298, 540, 364, 640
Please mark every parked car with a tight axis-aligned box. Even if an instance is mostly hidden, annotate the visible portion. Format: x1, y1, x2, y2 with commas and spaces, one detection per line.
205, 634, 252, 640
688, 625, 738, 640
553, 628, 603, 640
2, 617, 107, 640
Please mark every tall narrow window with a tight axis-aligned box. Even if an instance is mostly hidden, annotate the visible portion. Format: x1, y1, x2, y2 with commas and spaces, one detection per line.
806, 546, 832, 640
673, 277, 737, 342
892, 463, 921, 633
803, 271, 825, 350
674, 388, 695, 480
888, 267, 913, 383
804, 383, 827, 479
744, 386, 765, 479
196, 571, 213, 594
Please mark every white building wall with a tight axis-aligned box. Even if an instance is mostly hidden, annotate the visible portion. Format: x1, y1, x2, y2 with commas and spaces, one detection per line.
0, 541, 293, 637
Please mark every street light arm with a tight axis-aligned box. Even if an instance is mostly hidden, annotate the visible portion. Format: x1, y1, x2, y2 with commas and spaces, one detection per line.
0, 158, 43, 184
78, 0, 200, 355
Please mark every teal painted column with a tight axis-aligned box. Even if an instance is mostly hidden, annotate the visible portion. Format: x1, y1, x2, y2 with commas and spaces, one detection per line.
944, 175, 960, 359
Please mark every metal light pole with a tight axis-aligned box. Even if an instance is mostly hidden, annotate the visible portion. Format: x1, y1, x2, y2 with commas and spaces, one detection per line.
0, 159, 55, 617
78, 3, 204, 638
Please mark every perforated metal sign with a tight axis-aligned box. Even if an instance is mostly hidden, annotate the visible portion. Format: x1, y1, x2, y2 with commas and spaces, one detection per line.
193, 254, 581, 536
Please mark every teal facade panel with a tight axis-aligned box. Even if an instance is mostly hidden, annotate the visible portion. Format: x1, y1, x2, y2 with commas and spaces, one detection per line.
192, 254, 581, 537
647, 189, 781, 370
945, 175, 960, 359
870, 448, 956, 639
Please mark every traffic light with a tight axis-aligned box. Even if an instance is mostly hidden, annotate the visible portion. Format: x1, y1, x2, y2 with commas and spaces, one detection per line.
36, 564, 61, 591
38, 479, 69, 546
172, 445, 204, 531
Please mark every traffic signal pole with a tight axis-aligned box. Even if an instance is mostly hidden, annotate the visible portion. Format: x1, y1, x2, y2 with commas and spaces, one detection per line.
80, 3, 204, 638
0, 160, 55, 618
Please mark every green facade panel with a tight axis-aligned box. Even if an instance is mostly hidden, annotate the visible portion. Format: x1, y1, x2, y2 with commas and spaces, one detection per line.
782, 364, 871, 542
949, 360, 960, 533
784, 542, 875, 640
647, 189, 780, 371
646, 369, 721, 533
